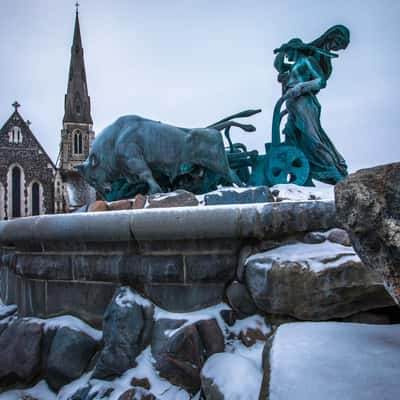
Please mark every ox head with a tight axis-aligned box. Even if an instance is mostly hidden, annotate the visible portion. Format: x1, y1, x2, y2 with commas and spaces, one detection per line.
75, 153, 113, 195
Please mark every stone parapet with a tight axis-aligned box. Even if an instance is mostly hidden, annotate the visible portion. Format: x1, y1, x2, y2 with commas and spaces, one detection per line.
0, 201, 336, 327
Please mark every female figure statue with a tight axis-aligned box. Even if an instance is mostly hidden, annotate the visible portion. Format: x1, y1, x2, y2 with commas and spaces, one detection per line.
273, 25, 350, 184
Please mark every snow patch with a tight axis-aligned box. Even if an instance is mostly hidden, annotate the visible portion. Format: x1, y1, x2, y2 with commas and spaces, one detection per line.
202, 352, 263, 400
59, 348, 193, 400
269, 322, 400, 400
29, 315, 102, 341
228, 314, 270, 337
58, 372, 92, 400
226, 340, 265, 370
115, 287, 152, 309
271, 181, 334, 202
154, 303, 230, 337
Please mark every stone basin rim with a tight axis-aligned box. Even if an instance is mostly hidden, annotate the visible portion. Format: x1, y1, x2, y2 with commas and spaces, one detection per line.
0, 200, 336, 243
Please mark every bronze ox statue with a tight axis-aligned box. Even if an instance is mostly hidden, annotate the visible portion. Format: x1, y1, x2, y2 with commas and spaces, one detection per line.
76, 110, 260, 196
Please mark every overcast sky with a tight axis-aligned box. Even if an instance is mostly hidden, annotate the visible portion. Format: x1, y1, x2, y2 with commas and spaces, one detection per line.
0, 0, 399, 172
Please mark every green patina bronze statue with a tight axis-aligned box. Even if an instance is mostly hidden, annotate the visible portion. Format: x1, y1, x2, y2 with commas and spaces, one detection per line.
272, 25, 350, 185
77, 25, 350, 200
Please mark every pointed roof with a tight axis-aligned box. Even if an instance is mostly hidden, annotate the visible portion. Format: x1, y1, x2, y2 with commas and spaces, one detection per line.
63, 8, 93, 124
1, 103, 56, 169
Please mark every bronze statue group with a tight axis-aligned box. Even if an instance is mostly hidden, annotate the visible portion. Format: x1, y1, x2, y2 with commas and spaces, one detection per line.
77, 25, 350, 200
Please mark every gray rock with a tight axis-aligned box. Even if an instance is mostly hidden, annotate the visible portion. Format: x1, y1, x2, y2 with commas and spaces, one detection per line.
219, 309, 237, 327
245, 241, 395, 320
93, 287, 154, 380
327, 228, 352, 246
201, 353, 263, 400
204, 186, 273, 206
144, 283, 225, 312
302, 231, 326, 244
196, 319, 225, 358
46, 327, 98, 391
226, 281, 258, 316
335, 163, 400, 305
236, 245, 253, 282
340, 311, 391, 324
151, 318, 224, 392
0, 319, 43, 386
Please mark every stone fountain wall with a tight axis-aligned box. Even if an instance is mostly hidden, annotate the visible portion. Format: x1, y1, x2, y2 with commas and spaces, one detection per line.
1, 201, 338, 327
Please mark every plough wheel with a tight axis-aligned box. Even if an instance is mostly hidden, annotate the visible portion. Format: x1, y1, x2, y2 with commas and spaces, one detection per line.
265, 145, 310, 185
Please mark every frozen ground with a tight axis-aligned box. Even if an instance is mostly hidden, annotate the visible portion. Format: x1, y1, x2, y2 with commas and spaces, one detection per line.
1, 294, 398, 400
0, 302, 268, 400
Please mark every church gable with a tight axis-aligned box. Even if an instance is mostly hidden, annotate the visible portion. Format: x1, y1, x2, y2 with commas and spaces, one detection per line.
0, 107, 55, 170
0, 104, 56, 219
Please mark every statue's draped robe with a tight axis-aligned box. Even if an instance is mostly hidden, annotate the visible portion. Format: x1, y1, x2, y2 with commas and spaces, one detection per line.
283, 87, 348, 185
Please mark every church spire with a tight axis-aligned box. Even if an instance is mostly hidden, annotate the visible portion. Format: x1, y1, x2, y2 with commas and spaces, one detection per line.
63, 5, 93, 124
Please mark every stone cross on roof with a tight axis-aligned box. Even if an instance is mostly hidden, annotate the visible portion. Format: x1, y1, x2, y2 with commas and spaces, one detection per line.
12, 101, 20, 111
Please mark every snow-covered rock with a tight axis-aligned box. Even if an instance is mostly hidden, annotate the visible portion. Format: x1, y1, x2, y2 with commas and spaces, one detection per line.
262, 322, 400, 400
201, 352, 263, 400
245, 241, 395, 320
93, 287, 154, 380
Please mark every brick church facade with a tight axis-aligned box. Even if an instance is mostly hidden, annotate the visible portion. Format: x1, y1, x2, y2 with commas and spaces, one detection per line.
0, 8, 94, 220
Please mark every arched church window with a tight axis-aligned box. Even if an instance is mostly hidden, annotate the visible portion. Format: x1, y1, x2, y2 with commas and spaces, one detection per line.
73, 130, 83, 154
32, 182, 40, 216
12, 166, 21, 218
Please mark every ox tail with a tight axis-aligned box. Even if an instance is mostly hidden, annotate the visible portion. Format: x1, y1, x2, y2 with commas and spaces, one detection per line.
206, 109, 261, 153
206, 109, 261, 129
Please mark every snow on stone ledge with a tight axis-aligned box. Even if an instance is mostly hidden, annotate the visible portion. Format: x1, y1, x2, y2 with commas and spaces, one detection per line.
269, 322, 400, 400
271, 181, 334, 202
246, 241, 361, 272
29, 315, 102, 341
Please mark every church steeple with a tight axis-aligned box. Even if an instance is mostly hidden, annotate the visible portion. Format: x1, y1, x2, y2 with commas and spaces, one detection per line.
63, 6, 92, 124
58, 6, 96, 210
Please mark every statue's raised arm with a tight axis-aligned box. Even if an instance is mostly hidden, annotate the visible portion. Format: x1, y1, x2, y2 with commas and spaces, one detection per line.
272, 25, 350, 185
